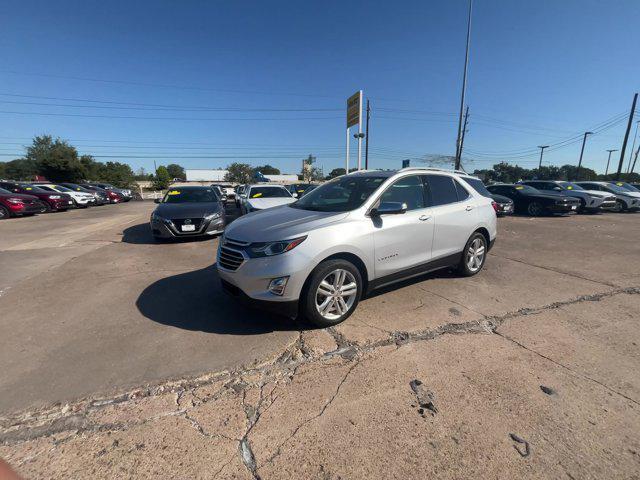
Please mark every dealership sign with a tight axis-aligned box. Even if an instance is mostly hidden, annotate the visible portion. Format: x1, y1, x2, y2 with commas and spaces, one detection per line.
346, 91, 362, 128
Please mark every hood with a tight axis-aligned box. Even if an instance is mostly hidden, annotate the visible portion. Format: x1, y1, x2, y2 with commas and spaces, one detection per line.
580, 189, 614, 199
247, 197, 296, 210
226, 205, 348, 242
0, 192, 40, 202
618, 191, 640, 199
490, 194, 512, 204
155, 201, 223, 219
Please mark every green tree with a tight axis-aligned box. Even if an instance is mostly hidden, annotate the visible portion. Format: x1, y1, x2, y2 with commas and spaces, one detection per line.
4, 158, 39, 180
100, 162, 136, 188
0, 162, 6, 178
558, 164, 597, 181
25, 135, 86, 182
224, 163, 254, 183
79, 154, 102, 180
327, 168, 346, 179
152, 166, 172, 190
253, 164, 280, 175
166, 163, 185, 180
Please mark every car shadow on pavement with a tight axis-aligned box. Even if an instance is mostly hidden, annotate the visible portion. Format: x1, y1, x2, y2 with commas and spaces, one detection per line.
121, 223, 217, 245
136, 264, 302, 334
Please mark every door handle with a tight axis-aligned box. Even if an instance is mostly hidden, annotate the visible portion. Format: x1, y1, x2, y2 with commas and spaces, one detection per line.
419, 215, 431, 221
465, 205, 474, 211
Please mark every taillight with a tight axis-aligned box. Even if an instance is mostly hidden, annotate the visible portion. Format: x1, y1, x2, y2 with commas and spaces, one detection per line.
6, 197, 25, 205
491, 201, 499, 213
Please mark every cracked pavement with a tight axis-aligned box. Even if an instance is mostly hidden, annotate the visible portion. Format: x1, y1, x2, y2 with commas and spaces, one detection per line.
1, 204, 640, 478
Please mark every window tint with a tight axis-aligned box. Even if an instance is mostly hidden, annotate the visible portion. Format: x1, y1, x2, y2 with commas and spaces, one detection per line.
379, 175, 425, 210
463, 178, 491, 198
426, 175, 458, 206
291, 175, 386, 212
454, 180, 470, 200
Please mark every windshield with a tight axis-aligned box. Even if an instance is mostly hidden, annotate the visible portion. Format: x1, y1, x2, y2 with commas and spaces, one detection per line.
248, 186, 291, 198
52, 185, 73, 192
162, 188, 219, 203
0, 187, 11, 194
513, 184, 540, 194
20, 185, 48, 193
291, 175, 387, 212
559, 182, 585, 191
605, 183, 629, 193
612, 182, 639, 192
463, 178, 492, 198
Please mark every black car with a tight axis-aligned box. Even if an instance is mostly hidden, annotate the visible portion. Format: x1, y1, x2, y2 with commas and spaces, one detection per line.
521, 180, 604, 213
486, 184, 580, 216
462, 176, 513, 216
150, 186, 226, 241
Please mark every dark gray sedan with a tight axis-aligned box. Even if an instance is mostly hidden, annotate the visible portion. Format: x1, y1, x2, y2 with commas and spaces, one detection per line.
150, 186, 226, 241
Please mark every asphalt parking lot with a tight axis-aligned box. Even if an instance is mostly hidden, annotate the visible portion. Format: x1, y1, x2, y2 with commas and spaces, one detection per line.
1, 203, 639, 478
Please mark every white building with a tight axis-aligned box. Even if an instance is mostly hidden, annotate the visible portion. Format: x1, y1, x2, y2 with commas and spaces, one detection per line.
184, 169, 298, 184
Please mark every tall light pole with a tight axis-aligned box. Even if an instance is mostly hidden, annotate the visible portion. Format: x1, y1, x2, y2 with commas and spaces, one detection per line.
626, 120, 640, 173
576, 131, 593, 180
605, 149, 618, 176
454, 0, 473, 170
537, 145, 549, 170
616, 93, 638, 180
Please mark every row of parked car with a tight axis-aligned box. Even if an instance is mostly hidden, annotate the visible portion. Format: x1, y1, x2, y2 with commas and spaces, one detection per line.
478, 180, 640, 216
0, 180, 134, 219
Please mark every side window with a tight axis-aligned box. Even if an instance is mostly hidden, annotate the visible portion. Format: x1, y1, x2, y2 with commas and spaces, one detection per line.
379, 175, 426, 211
426, 175, 459, 206
453, 180, 470, 201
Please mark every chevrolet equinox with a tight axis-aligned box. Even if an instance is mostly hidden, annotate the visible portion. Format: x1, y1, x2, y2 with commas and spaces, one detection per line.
217, 168, 497, 327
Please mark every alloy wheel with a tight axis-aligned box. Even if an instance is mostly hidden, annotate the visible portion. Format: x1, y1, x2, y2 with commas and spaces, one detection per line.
528, 202, 543, 216
315, 269, 358, 320
466, 237, 486, 273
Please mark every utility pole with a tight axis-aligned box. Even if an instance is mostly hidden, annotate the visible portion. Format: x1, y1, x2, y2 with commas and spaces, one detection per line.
537, 145, 549, 170
615, 93, 638, 180
458, 106, 470, 164
626, 120, 640, 173
455, 0, 473, 170
631, 146, 640, 175
605, 149, 618, 176
365, 99, 371, 170
576, 131, 593, 180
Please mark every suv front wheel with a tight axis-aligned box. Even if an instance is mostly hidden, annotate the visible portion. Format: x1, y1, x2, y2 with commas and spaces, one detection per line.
301, 259, 362, 327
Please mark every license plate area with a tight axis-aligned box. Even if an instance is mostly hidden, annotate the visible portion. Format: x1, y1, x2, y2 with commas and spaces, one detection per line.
181, 224, 196, 232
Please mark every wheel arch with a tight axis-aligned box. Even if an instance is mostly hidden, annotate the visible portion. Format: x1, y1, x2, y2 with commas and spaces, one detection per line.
473, 227, 491, 249
300, 251, 370, 300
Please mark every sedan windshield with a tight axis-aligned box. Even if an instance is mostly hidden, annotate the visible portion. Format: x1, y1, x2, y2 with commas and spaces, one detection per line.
612, 182, 640, 192
605, 184, 629, 194
20, 185, 48, 193
248, 187, 290, 198
291, 175, 387, 212
162, 188, 218, 203
559, 182, 585, 191
0, 187, 11, 194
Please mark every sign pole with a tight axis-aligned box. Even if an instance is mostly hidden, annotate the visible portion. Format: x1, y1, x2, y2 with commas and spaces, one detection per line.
357, 90, 363, 170
346, 127, 350, 174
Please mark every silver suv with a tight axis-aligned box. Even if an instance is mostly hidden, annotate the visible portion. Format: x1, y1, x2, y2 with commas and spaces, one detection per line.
217, 168, 497, 327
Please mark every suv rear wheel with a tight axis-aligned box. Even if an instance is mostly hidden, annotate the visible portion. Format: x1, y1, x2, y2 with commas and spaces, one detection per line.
301, 259, 362, 327
457, 232, 487, 277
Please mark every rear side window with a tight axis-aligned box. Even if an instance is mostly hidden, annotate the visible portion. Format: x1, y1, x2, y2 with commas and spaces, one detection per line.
453, 180, 470, 200
425, 175, 459, 206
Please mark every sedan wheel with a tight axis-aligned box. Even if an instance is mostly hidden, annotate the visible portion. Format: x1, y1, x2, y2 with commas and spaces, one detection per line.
611, 200, 624, 212
0, 205, 9, 219
527, 201, 543, 216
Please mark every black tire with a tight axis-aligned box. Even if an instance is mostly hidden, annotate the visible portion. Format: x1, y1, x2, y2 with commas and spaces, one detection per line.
40, 202, 51, 213
456, 232, 488, 277
527, 201, 544, 216
300, 259, 363, 328
0, 205, 10, 219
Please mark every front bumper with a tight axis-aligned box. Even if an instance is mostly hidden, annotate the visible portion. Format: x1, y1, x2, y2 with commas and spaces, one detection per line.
151, 215, 226, 238
220, 279, 298, 318
548, 203, 579, 213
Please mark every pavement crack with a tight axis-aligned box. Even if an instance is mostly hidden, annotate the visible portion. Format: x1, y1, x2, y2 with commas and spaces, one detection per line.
494, 330, 640, 407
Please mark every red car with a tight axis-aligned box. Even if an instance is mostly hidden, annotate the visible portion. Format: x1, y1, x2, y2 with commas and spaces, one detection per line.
0, 181, 74, 212
0, 187, 44, 219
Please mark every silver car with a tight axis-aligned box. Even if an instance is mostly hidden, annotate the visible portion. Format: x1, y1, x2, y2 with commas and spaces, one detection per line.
217, 168, 497, 327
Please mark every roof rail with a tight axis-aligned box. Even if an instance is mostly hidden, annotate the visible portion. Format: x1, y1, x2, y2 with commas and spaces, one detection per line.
398, 166, 470, 175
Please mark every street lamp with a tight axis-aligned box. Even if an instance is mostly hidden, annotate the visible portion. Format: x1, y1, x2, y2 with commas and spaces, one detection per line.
537, 145, 549, 170
576, 131, 593, 180
605, 149, 618, 176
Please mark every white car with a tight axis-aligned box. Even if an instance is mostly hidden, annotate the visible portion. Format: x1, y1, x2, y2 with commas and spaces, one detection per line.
33, 183, 95, 208
240, 184, 296, 215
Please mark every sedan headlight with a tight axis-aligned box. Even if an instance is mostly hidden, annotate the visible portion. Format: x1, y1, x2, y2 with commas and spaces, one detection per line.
204, 212, 221, 220
49, 195, 62, 199
247, 236, 307, 258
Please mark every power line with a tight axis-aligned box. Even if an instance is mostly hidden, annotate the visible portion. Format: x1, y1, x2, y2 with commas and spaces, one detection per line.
0, 110, 342, 121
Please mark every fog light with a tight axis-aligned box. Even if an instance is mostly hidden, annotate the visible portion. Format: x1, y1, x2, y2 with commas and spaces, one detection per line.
268, 276, 289, 296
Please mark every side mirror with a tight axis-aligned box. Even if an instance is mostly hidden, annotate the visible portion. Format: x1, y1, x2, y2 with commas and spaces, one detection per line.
371, 201, 407, 216
154, 199, 161, 204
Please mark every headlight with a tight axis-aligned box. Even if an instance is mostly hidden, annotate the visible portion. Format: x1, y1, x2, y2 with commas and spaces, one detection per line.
204, 212, 221, 220
49, 195, 61, 199
247, 236, 307, 258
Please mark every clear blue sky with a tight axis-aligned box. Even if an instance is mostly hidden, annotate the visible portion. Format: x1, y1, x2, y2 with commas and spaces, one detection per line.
1, 0, 639, 175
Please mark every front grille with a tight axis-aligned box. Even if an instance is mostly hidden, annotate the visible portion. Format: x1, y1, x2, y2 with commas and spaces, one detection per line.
218, 247, 245, 271
172, 218, 203, 230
